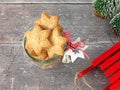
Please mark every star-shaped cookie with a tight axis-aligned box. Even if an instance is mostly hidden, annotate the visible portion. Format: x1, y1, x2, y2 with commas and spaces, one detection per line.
25, 24, 52, 57
47, 27, 67, 58
34, 12, 60, 30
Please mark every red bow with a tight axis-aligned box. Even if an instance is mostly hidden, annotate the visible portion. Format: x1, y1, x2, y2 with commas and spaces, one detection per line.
62, 31, 90, 60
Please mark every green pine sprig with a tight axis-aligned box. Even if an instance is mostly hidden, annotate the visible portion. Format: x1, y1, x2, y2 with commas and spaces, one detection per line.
94, 0, 120, 19
110, 12, 120, 35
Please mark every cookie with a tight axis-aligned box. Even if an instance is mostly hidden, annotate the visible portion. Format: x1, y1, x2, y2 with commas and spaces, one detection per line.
34, 12, 59, 30
25, 24, 52, 57
47, 27, 67, 58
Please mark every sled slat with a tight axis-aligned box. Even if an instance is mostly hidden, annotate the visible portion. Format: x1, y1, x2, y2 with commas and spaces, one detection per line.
104, 61, 120, 77
100, 51, 120, 70
109, 71, 120, 83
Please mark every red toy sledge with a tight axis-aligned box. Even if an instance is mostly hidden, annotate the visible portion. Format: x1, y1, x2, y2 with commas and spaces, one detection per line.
77, 42, 120, 90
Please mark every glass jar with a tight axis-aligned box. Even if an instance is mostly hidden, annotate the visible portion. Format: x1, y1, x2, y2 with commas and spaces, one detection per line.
23, 28, 62, 69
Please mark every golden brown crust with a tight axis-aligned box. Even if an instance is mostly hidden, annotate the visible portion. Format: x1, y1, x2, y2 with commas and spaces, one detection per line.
25, 12, 66, 60
47, 27, 67, 58
34, 12, 59, 30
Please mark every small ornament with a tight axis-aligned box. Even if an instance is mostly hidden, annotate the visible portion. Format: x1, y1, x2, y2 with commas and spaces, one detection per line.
62, 31, 89, 63
62, 49, 85, 63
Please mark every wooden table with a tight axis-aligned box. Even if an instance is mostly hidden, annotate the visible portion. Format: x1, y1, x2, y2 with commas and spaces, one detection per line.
0, 0, 120, 90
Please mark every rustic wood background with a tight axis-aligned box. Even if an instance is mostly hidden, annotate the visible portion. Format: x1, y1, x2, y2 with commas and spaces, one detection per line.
0, 1, 120, 90
0, 0, 92, 3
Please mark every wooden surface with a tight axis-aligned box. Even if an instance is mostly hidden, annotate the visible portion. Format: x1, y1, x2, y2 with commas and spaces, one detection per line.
0, 0, 92, 3
0, 1, 120, 90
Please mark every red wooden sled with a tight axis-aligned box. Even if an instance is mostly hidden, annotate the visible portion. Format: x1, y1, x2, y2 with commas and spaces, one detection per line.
77, 42, 120, 90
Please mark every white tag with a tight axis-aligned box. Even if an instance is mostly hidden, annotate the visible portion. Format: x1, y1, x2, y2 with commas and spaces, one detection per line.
62, 49, 85, 63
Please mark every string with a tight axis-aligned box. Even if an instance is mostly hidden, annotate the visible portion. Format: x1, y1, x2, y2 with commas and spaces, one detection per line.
82, 77, 94, 90
74, 72, 94, 90
74, 72, 82, 90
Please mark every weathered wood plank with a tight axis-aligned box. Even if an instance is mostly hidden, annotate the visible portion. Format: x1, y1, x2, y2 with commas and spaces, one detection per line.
0, 0, 92, 3
0, 4, 114, 44
0, 44, 110, 90
106, 28, 120, 44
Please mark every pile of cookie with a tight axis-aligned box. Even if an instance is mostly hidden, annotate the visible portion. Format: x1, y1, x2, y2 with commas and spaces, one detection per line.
24, 13, 67, 60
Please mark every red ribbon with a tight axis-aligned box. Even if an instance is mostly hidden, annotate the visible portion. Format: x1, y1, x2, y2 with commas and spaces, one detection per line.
62, 31, 90, 60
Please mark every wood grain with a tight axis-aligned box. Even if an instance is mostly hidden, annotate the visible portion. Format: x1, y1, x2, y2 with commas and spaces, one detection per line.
0, 44, 111, 90
0, 4, 114, 44
0, 0, 92, 3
